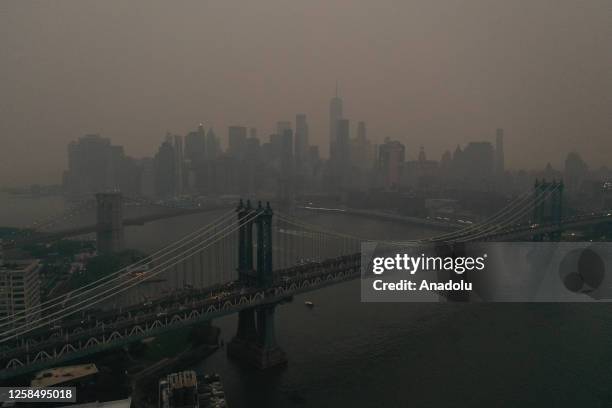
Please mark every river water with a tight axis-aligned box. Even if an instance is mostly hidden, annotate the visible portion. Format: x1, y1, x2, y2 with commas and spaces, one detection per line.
2, 193, 612, 407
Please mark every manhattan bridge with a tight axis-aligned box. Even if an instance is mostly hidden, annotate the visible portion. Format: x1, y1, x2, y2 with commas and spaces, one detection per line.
1, 180, 611, 380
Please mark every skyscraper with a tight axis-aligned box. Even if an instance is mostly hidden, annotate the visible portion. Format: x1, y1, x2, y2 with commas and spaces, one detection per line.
378, 138, 405, 191
63, 134, 112, 195
350, 121, 376, 172
462, 141, 495, 188
564, 152, 588, 193
357, 121, 366, 141
173, 135, 184, 196
205, 128, 220, 160
329, 83, 343, 157
331, 118, 350, 187
277, 128, 295, 205
228, 126, 248, 158
280, 128, 294, 170
154, 140, 176, 198
495, 128, 505, 176
184, 124, 207, 164
62, 134, 139, 196
294, 114, 309, 169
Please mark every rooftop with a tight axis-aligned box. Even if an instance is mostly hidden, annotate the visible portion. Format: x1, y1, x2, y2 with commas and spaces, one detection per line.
31, 363, 98, 387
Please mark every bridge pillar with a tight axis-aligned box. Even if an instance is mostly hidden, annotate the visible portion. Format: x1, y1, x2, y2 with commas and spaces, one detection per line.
256, 202, 274, 287
96, 192, 124, 255
533, 180, 564, 241
254, 304, 287, 367
228, 200, 287, 369
237, 199, 256, 284
229, 200, 258, 350
235, 309, 257, 339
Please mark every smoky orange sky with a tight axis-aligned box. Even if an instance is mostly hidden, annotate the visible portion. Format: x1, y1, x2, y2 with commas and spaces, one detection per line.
0, 0, 610, 186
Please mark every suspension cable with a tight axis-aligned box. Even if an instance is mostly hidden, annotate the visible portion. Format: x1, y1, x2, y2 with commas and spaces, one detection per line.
0, 208, 237, 327
1, 210, 262, 342
455, 184, 560, 242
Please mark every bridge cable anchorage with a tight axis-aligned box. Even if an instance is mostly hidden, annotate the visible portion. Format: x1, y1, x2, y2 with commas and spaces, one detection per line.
0, 208, 238, 327
0, 209, 261, 342
454, 183, 561, 242
0, 210, 261, 341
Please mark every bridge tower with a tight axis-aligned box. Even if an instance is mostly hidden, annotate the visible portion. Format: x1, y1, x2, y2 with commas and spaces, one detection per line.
533, 179, 564, 241
228, 200, 287, 369
96, 192, 124, 255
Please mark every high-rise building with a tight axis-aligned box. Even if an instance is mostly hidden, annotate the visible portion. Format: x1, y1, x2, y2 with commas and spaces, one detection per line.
107, 145, 125, 191
228, 126, 248, 158
139, 157, 155, 198
154, 140, 176, 198
495, 128, 505, 176
329, 85, 343, 157
440, 150, 453, 176
294, 114, 309, 169
357, 121, 366, 141
277, 128, 295, 205
564, 152, 588, 193
330, 118, 351, 187
273, 121, 293, 169
184, 124, 207, 164
350, 121, 375, 170
378, 138, 405, 191
401, 146, 439, 189
245, 135, 261, 162
462, 142, 495, 188
63, 134, 112, 195
62, 134, 140, 196
173, 135, 184, 196
268, 133, 282, 163
205, 128, 220, 160
276, 121, 292, 139
280, 129, 294, 170
308, 145, 320, 164
0, 260, 41, 327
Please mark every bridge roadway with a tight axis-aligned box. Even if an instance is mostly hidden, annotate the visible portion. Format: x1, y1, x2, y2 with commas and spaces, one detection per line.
470, 211, 612, 242
298, 206, 463, 231
0, 254, 361, 380
6, 204, 233, 248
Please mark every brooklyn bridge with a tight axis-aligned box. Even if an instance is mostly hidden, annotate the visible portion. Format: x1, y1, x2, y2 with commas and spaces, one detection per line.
1, 180, 611, 380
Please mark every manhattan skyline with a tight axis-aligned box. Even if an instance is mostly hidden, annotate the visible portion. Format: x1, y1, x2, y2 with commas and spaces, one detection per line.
1, 0, 611, 186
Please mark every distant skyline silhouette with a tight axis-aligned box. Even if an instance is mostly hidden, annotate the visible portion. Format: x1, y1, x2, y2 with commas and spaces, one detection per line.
1, 0, 610, 186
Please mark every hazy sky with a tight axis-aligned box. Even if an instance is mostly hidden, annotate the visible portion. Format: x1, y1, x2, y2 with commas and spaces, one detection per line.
0, 0, 610, 186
